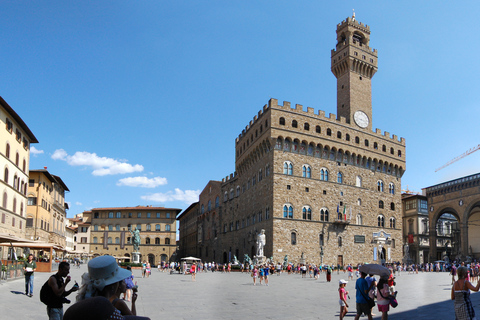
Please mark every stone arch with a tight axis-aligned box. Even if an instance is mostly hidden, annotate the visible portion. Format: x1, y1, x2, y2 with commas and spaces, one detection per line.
429, 206, 461, 262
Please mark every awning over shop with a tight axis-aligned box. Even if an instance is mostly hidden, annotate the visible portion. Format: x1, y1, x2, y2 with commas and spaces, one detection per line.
0, 242, 65, 251
0, 233, 35, 244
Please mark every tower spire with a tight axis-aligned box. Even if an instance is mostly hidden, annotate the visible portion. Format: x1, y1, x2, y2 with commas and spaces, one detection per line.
330, 16, 378, 130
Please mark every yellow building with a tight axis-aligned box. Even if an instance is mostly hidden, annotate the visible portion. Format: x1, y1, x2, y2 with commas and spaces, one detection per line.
26, 169, 69, 252
83, 206, 181, 265
0, 97, 38, 258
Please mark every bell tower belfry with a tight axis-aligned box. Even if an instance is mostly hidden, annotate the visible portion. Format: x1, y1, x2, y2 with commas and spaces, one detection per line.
331, 13, 378, 131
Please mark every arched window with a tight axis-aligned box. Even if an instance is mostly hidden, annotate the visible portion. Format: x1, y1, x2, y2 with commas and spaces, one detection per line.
379, 200, 384, 209
390, 147, 394, 155
346, 134, 350, 141
107, 237, 112, 244
356, 214, 362, 225
337, 172, 343, 183
23, 159, 26, 172
302, 165, 311, 178
319, 233, 324, 246
165, 238, 171, 245
156, 224, 160, 231
12, 198, 16, 213
3, 192, 7, 208
155, 237, 160, 244
108, 225, 113, 231
337, 131, 342, 139
215, 196, 219, 208
283, 205, 288, 218
291, 232, 297, 245
374, 142, 378, 149
320, 169, 329, 181
338, 236, 342, 247
378, 215, 385, 227
320, 209, 329, 221
316, 125, 321, 133
208, 200, 211, 211
224, 191, 228, 202
358, 198, 362, 206
355, 136, 360, 144
377, 181, 384, 192
5, 143, 10, 158
236, 186, 240, 196
364, 139, 369, 147
115, 237, 120, 244
390, 218, 396, 229
146, 224, 151, 231
15, 152, 19, 166
283, 161, 293, 175
292, 120, 298, 128
302, 207, 312, 220
93, 237, 98, 243
279, 117, 285, 125
146, 237, 151, 244
327, 128, 332, 136
390, 202, 395, 210
201, 205, 204, 214
165, 225, 171, 231
304, 123, 309, 130
382, 145, 386, 152
389, 183, 395, 195
4, 167, 8, 183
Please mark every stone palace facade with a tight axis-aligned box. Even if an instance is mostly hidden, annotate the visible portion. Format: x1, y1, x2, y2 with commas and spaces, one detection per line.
179, 15, 406, 266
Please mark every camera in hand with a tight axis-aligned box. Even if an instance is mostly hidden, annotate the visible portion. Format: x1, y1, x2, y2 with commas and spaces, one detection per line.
62, 298, 71, 304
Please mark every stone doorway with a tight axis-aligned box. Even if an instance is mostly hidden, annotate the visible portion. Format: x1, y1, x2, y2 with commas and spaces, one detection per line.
337, 255, 343, 267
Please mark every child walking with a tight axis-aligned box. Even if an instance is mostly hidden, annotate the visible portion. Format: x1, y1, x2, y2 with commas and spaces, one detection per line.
338, 279, 349, 320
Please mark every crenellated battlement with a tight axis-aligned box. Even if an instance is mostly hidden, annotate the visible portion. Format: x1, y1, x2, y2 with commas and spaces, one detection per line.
337, 17, 370, 33
222, 172, 237, 183
269, 98, 405, 144
235, 98, 405, 145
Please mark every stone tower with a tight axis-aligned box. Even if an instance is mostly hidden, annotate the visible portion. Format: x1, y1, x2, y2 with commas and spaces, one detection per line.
331, 14, 378, 131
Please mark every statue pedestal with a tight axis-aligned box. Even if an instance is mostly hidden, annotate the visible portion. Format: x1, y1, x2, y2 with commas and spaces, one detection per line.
255, 255, 266, 265
132, 252, 140, 264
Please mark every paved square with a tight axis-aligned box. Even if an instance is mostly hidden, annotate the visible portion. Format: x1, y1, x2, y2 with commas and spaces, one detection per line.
1, 265, 478, 319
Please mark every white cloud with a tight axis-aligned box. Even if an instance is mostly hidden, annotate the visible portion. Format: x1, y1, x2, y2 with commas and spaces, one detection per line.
30, 146, 44, 156
141, 188, 200, 204
117, 176, 168, 188
75, 202, 82, 206
51, 149, 144, 176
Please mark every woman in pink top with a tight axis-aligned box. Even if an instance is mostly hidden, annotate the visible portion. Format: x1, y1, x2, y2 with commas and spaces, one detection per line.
376, 278, 390, 320
338, 279, 349, 320
251, 266, 258, 286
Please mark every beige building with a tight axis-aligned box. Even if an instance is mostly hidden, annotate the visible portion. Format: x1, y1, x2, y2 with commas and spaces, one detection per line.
0, 97, 38, 255
182, 15, 406, 266
26, 169, 69, 250
83, 206, 181, 265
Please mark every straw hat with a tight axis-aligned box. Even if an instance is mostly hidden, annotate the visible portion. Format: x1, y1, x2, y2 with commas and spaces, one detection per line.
88, 255, 131, 291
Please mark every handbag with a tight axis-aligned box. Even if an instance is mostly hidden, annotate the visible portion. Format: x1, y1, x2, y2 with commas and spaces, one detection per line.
389, 296, 398, 308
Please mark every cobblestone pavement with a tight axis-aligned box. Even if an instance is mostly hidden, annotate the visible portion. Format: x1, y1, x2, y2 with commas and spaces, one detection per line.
1, 265, 478, 319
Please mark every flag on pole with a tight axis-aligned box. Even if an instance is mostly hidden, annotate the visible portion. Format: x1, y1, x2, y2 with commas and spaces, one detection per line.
343, 205, 346, 221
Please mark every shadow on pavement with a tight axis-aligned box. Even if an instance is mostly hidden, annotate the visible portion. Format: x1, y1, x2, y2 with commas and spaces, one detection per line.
11, 291, 25, 295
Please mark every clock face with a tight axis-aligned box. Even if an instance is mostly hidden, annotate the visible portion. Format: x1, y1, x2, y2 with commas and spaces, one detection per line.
354, 111, 369, 128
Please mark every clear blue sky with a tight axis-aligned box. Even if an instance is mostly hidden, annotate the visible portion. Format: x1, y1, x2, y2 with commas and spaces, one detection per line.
2, 1, 480, 218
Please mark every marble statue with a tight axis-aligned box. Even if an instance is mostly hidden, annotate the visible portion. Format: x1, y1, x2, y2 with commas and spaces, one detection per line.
256, 229, 266, 257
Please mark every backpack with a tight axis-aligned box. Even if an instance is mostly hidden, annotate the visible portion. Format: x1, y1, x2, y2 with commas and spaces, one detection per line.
40, 276, 54, 306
